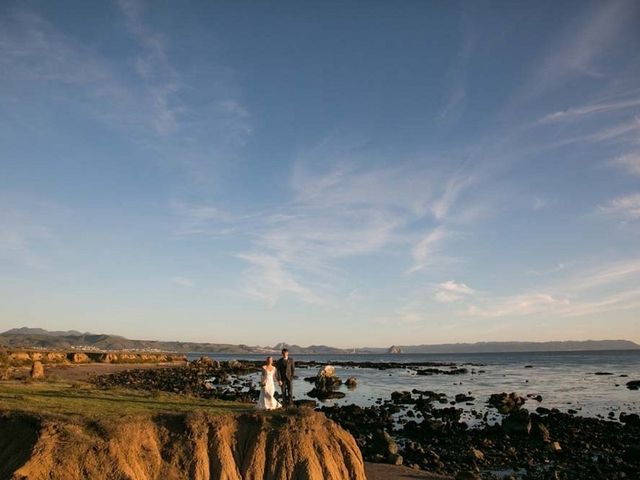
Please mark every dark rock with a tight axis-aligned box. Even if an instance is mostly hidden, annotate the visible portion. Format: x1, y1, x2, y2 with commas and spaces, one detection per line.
293, 399, 318, 409
501, 409, 531, 435
626, 380, 640, 390
455, 393, 475, 403
345, 377, 358, 388
623, 445, 640, 463
620, 413, 640, 427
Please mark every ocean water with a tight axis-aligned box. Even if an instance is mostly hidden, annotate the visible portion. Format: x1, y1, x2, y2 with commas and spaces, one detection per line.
186, 350, 640, 421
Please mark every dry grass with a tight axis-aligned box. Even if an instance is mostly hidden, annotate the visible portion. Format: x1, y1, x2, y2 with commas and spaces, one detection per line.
0, 380, 251, 419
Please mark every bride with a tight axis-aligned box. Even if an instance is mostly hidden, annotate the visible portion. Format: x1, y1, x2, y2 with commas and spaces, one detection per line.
256, 356, 282, 410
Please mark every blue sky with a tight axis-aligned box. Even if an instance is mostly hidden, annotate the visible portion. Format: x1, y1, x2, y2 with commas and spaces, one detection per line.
1, 0, 639, 347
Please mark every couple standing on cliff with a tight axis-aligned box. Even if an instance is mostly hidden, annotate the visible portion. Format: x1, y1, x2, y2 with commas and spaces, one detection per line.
256, 348, 294, 410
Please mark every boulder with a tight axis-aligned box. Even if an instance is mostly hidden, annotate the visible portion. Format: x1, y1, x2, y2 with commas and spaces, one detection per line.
30, 361, 44, 379
501, 409, 531, 435
626, 380, 640, 390
488, 392, 526, 414
620, 412, 640, 427
532, 422, 551, 443
345, 377, 358, 388
68, 353, 90, 363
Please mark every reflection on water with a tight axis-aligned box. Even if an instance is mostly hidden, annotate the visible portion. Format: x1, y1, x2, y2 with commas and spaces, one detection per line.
188, 350, 640, 419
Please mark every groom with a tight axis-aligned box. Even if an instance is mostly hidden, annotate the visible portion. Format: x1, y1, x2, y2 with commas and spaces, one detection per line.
276, 348, 294, 406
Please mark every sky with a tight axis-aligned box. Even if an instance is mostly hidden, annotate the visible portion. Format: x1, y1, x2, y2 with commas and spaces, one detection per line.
1, 0, 639, 347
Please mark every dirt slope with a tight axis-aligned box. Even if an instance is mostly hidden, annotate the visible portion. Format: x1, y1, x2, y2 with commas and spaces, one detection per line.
1, 411, 365, 480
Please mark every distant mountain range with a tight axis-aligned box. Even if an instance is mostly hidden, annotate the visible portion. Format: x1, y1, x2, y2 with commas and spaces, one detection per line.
1, 327, 638, 354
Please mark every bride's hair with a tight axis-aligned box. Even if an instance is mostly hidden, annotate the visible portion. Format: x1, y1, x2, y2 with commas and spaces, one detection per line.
265, 356, 273, 365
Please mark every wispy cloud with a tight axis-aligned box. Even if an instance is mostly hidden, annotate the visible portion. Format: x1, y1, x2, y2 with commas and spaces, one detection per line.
235, 252, 323, 306
531, 0, 635, 90
171, 276, 194, 287
468, 293, 569, 318
117, 0, 182, 134
409, 226, 448, 274
539, 96, 640, 124
610, 153, 640, 176
434, 280, 475, 303
598, 193, 640, 219
467, 258, 640, 319
0, 4, 251, 179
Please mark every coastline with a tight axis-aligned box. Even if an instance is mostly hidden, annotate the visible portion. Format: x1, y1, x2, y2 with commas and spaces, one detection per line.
1, 353, 639, 479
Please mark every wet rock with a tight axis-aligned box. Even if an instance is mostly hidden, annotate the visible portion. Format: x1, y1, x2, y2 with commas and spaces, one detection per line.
626, 380, 640, 390
620, 413, 640, 428
416, 367, 469, 375
623, 445, 640, 464
307, 364, 344, 400
532, 422, 551, 443
501, 409, 531, 435
455, 393, 475, 403
488, 392, 526, 414
391, 391, 413, 404
345, 377, 358, 388
30, 360, 44, 379
293, 399, 318, 409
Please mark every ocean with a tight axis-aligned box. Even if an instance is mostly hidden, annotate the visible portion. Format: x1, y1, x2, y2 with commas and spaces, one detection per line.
186, 350, 640, 422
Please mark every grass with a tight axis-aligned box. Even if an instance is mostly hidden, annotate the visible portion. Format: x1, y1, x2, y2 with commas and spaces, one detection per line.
0, 380, 252, 419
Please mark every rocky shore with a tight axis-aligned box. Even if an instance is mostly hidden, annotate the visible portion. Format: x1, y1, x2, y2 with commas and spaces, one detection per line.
321, 389, 640, 479
77, 357, 640, 478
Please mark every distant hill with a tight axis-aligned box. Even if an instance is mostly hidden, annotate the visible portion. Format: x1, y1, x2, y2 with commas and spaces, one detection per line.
363, 340, 640, 354
1, 327, 638, 354
0, 327, 344, 354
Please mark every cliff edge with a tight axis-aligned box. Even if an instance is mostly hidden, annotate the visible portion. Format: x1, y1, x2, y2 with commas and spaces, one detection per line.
0, 410, 366, 480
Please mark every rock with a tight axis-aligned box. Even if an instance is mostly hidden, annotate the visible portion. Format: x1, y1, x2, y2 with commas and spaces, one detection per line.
391, 391, 413, 404
293, 399, 318, 409
549, 441, 562, 453
532, 422, 551, 443
455, 393, 475, 403
470, 447, 485, 462
374, 430, 398, 456
68, 353, 90, 363
623, 445, 640, 464
345, 377, 357, 388
456, 471, 481, 480
620, 413, 640, 427
501, 409, 531, 435
488, 392, 526, 414
30, 361, 44, 379
388, 345, 403, 354
307, 365, 343, 400
626, 380, 640, 390
388, 453, 403, 465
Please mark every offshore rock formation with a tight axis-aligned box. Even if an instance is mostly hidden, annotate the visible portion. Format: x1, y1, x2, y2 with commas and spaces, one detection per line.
0, 411, 366, 480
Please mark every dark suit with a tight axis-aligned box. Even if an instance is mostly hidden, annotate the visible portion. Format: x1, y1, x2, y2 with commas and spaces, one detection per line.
275, 357, 295, 405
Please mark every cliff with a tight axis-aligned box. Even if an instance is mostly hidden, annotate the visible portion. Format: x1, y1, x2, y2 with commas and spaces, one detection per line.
0, 410, 366, 480
0, 350, 186, 366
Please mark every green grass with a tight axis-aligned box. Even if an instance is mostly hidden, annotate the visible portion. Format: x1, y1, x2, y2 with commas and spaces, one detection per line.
0, 380, 252, 419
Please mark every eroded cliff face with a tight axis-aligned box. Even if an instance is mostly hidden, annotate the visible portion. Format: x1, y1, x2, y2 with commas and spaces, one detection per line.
1, 350, 186, 365
0, 411, 366, 480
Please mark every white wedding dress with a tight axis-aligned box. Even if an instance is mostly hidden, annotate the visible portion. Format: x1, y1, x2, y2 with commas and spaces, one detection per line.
256, 366, 282, 410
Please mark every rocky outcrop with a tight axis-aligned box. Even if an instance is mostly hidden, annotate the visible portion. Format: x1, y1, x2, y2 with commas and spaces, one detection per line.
30, 361, 44, 379
308, 365, 345, 400
0, 411, 366, 480
1, 350, 186, 366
